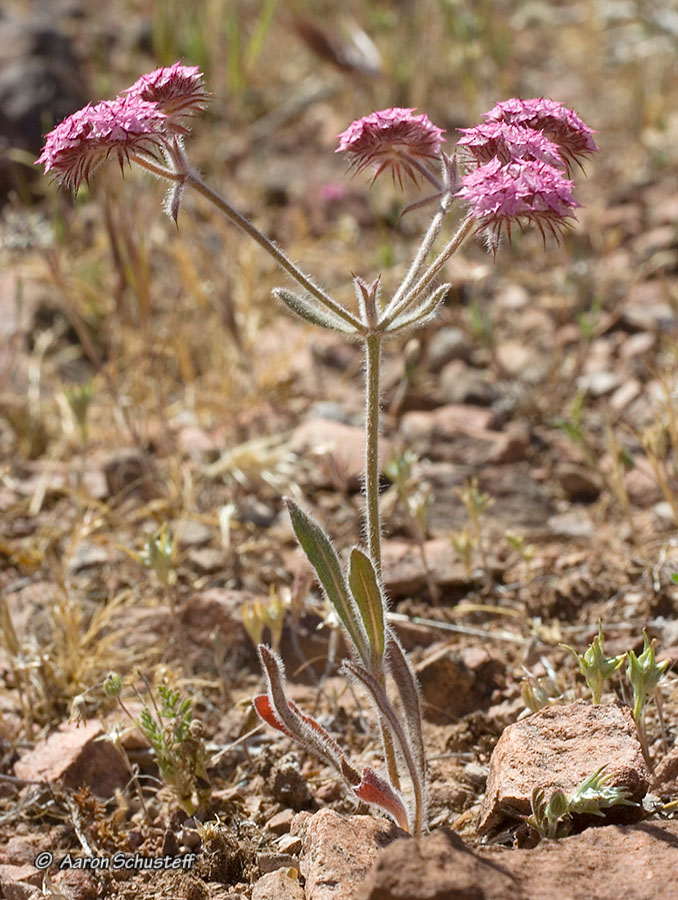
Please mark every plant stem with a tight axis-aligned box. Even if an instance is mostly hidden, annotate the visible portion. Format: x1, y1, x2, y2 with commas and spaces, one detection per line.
364, 333, 383, 578
381, 215, 475, 329
381, 193, 452, 326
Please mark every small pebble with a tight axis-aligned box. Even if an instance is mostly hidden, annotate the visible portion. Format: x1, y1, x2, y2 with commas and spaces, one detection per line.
278, 833, 302, 855
257, 852, 297, 875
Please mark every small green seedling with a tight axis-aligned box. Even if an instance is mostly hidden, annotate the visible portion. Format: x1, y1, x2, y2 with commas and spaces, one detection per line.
561, 621, 625, 704
138, 682, 210, 815
384, 450, 433, 543
242, 585, 291, 653
450, 526, 474, 579
456, 478, 494, 576
505, 530, 535, 581
105, 673, 210, 815
136, 523, 175, 588
626, 630, 670, 769
527, 765, 636, 840
64, 381, 94, 444
520, 665, 563, 716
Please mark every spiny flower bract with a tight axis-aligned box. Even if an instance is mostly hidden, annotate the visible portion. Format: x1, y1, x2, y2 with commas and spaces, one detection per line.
483, 98, 598, 170
36, 96, 169, 190
457, 156, 580, 250
336, 107, 445, 186
124, 61, 209, 130
457, 122, 565, 170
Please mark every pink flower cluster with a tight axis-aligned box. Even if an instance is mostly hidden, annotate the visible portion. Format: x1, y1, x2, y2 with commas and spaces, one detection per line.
336, 107, 445, 186
124, 61, 208, 128
37, 63, 207, 190
457, 98, 597, 247
484, 97, 598, 168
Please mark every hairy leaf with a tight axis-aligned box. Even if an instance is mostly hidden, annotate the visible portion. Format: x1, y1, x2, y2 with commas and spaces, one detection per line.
353, 765, 409, 831
386, 632, 426, 779
286, 498, 368, 660
273, 287, 358, 333
348, 548, 385, 660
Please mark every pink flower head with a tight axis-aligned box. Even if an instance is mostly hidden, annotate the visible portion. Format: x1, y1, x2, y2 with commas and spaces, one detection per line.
457, 122, 565, 170
483, 98, 598, 170
124, 61, 208, 131
458, 156, 580, 249
36, 96, 169, 190
336, 107, 445, 186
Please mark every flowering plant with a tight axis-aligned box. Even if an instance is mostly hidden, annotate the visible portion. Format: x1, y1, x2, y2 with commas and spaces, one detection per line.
38, 65, 596, 836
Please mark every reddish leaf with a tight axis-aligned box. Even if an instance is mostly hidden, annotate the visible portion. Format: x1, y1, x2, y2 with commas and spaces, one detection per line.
353, 765, 409, 832
253, 694, 293, 737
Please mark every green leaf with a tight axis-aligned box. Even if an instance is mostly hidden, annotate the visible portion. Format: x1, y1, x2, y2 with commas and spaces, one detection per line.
387, 284, 450, 334
348, 548, 385, 660
273, 288, 358, 334
285, 499, 367, 659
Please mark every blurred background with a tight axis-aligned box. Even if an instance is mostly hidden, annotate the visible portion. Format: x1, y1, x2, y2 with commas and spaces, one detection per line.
0, 0, 676, 557
1, 0, 676, 391
0, 0, 677, 796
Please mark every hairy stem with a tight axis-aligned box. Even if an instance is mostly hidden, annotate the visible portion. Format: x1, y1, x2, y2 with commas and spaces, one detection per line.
364, 333, 383, 577
381, 192, 453, 326
382, 215, 475, 330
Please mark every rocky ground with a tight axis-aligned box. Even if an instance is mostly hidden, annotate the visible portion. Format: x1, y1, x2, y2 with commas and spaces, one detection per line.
1, 1, 677, 898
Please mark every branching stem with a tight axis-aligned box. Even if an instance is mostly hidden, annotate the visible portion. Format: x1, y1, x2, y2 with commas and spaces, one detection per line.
382, 215, 474, 329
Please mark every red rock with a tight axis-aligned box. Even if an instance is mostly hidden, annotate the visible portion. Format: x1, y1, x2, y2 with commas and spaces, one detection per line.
177, 426, 217, 456
298, 809, 406, 900
0, 879, 39, 900
53, 869, 99, 900
414, 644, 502, 723
180, 589, 255, 665
556, 462, 601, 500
576, 370, 621, 397
14, 719, 129, 798
653, 740, 678, 798
266, 808, 296, 835
623, 459, 663, 507
381, 538, 470, 597
399, 405, 501, 465
252, 868, 305, 900
439, 361, 494, 405
289, 419, 392, 490
478, 700, 649, 834
495, 340, 538, 378
0, 864, 40, 895
619, 331, 656, 361
485, 424, 529, 464
422, 462, 552, 533
1, 833, 55, 866
358, 828, 521, 899
427, 327, 471, 371
609, 378, 642, 412
358, 820, 678, 900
